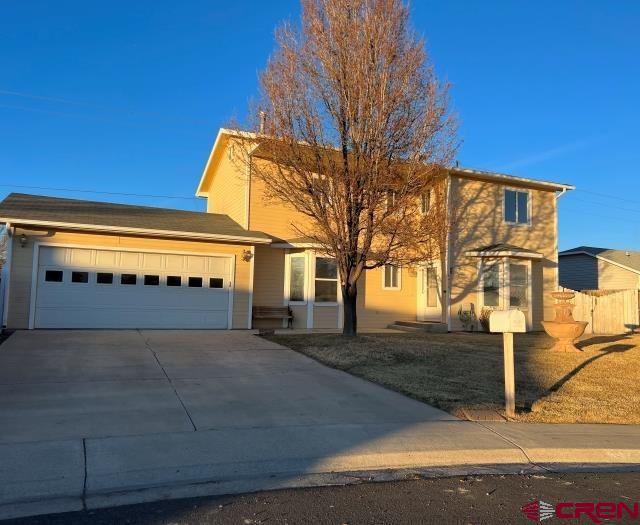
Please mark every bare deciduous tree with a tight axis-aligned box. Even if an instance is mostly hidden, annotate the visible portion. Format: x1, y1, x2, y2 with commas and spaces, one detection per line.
237, 0, 457, 335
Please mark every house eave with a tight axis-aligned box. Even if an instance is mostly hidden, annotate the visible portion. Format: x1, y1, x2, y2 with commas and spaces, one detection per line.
452, 168, 575, 192
0, 217, 272, 245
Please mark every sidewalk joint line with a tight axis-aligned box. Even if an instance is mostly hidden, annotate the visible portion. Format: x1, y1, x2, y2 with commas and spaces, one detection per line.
136, 329, 197, 432
472, 421, 554, 473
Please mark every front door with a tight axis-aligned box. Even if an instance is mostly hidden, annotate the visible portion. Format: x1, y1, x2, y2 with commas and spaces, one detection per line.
418, 263, 442, 322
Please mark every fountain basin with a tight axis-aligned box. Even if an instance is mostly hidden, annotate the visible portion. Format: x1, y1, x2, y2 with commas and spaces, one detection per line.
541, 320, 588, 352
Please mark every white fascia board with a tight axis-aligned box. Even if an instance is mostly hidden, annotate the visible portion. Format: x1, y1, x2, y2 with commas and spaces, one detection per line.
195, 128, 228, 197
195, 128, 261, 198
271, 242, 321, 249
452, 168, 575, 192
3, 218, 272, 245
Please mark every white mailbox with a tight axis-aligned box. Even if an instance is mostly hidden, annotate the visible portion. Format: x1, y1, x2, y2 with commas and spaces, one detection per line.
489, 310, 526, 333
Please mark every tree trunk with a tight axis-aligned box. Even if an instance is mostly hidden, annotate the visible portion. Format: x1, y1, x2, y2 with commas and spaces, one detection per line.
342, 282, 358, 337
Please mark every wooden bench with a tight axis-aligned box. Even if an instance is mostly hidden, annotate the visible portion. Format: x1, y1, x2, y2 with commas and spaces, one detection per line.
252, 306, 294, 328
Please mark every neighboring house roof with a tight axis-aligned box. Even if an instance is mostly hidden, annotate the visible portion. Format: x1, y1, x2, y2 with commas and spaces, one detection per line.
196, 128, 575, 196
0, 193, 272, 244
465, 243, 543, 259
559, 246, 640, 275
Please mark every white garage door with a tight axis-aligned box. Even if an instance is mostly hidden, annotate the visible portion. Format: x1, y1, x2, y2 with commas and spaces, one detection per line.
33, 246, 233, 329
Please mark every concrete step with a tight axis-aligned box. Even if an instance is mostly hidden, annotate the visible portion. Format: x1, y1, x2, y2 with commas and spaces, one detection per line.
388, 321, 448, 333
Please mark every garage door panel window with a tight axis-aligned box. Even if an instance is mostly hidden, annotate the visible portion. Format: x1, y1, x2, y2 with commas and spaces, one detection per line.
45, 270, 64, 282
167, 275, 182, 287
188, 277, 203, 288
97, 272, 114, 285
209, 277, 224, 289
121, 274, 137, 285
144, 275, 160, 286
71, 271, 89, 284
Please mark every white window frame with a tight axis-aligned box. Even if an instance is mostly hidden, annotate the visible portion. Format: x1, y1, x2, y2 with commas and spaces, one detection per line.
314, 256, 339, 306
386, 190, 397, 211
503, 187, 531, 226
382, 264, 402, 290
285, 252, 308, 305
478, 259, 503, 309
477, 258, 532, 329
421, 190, 431, 215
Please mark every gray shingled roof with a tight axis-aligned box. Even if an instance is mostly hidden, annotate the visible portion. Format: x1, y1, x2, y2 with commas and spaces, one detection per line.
559, 246, 640, 274
0, 193, 271, 243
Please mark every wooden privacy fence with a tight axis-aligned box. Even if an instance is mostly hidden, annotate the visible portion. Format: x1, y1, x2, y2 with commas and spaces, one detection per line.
563, 288, 640, 335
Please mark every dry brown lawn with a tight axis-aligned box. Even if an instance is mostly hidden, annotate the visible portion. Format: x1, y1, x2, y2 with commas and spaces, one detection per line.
267, 331, 640, 424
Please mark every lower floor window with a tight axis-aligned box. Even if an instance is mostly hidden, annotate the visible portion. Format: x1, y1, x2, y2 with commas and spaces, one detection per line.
482, 263, 500, 307
383, 264, 400, 289
315, 257, 338, 302
289, 255, 305, 302
509, 263, 528, 307
426, 267, 438, 307
481, 261, 529, 309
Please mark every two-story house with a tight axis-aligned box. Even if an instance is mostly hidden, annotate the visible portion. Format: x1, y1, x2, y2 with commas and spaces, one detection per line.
0, 128, 573, 331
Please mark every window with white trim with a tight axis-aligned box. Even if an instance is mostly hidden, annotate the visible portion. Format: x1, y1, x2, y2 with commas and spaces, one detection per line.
383, 264, 400, 289
314, 257, 338, 302
509, 263, 528, 308
504, 189, 529, 225
421, 191, 431, 214
289, 254, 306, 302
481, 263, 500, 307
386, 190, 396, 211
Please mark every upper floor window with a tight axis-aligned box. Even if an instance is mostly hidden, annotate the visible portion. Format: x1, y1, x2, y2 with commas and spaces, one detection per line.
504, 189, 529, 225
383, 264, 401, 290
386, 190, 397, 211
421, 191, 431, 214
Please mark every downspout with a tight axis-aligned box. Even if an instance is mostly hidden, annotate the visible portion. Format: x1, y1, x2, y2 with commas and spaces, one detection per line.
554, 187, 569, 289
2, 223, 13, 328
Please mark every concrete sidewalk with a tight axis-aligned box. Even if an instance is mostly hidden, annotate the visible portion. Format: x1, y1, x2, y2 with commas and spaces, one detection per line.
2, 420, 640, 520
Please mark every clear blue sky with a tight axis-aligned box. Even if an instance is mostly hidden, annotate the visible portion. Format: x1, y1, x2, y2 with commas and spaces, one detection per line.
1, 1, 639, 250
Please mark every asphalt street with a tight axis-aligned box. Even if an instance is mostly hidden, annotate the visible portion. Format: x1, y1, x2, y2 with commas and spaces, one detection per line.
5, 472, 640, 525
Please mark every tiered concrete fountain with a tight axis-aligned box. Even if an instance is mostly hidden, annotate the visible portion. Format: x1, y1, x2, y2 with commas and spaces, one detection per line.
541, 291, 589, 352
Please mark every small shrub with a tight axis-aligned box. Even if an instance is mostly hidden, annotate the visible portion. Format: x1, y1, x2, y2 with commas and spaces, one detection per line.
479, 307, 493, 332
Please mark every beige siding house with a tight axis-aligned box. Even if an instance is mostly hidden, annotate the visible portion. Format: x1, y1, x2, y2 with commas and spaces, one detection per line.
559, 247, 640, 291
1, 128, 574, 332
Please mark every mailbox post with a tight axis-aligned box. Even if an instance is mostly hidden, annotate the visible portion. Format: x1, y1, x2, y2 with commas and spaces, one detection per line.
489, 310, 526, 418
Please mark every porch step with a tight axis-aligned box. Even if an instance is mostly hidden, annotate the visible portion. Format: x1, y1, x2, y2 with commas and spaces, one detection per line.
388, 321, 448, 333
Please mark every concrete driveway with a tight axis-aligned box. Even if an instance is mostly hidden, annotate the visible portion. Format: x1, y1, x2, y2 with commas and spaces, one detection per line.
0, 330, 454, 443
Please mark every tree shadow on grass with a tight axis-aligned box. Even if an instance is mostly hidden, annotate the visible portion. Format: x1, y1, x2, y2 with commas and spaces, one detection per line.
546, 343, 636, 394
576, 334, 634, 350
